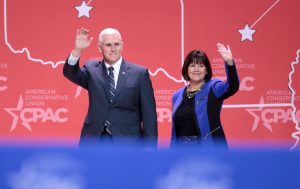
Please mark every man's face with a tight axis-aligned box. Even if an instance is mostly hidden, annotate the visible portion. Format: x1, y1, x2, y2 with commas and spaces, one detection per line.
99, 34, 123, 64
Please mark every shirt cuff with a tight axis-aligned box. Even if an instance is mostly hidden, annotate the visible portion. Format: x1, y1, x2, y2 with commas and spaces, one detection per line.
67, 53, 80, 65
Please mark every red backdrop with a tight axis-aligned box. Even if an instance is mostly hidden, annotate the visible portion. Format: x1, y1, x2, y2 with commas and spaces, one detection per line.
1, 0, 299, 149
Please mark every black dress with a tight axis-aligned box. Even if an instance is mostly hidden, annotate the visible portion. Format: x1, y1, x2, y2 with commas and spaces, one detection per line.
174, 88, 200, 141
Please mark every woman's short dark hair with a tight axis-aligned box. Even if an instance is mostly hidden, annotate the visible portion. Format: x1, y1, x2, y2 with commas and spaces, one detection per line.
182, 50, 213, 81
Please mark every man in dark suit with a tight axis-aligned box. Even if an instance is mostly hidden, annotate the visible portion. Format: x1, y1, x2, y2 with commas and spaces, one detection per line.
63, 28, 157, 146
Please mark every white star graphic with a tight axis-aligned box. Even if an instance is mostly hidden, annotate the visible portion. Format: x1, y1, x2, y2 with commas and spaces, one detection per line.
245, 97, 273, 132
4, 96, 32, 132
238, 24, 256, 42
75, 1, 93, 18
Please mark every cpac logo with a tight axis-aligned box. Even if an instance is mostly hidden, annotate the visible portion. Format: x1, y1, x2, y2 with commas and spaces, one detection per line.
246, 97, 299, 132
218, 76, 254, 91
239, 76, 254, 91
0, 76, 8, 91
157, 108, 172, 122
4, 96, 68, 132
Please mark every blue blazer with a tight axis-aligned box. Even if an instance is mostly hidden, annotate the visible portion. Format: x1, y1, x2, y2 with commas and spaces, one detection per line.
63, 58, 158, 144
171, 63, 239, 147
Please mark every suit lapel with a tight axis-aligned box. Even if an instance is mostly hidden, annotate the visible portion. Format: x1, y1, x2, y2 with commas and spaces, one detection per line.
194, 82, 209, 103
97, 61, 110, 102
172, 87, 185, 117
113, 60, 130, 102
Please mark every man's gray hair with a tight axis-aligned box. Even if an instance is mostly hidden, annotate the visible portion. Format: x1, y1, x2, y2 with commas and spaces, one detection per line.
98, 28, 122, 43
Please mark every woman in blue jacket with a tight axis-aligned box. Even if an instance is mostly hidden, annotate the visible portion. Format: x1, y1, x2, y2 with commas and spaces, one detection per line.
171, 43, 239, 148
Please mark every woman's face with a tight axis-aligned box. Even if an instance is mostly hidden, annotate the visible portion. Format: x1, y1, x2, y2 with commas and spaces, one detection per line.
188, 62, 207, 83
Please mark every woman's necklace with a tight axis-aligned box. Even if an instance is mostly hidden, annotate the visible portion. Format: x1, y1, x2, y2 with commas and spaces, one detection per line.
186, 82, 205, 99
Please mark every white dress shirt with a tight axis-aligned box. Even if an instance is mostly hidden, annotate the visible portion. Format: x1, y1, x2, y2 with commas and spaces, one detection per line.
67, 53, 122, 88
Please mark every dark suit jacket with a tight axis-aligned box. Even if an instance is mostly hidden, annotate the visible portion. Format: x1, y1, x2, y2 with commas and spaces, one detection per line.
63, 58, 157, 145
